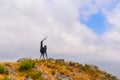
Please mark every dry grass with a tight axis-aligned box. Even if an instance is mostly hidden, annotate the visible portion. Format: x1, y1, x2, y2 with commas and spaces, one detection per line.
0, 59, 118, 80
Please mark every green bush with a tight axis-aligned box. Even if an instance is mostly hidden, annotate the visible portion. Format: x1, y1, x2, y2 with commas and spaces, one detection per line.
105, 73, 111, 77
81, 64, 89, 72
19, 59, 35, 71
0, 65, 9, 75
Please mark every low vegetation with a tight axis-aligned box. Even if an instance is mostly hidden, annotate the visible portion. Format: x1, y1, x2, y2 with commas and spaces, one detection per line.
0, 58, 119, 80
19, 59, 35, 71
0, 64, 9, 75
2, 76, 8, 80
27, 71, 42, 80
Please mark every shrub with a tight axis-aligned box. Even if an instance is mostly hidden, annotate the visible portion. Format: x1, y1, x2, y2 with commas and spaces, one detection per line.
46, 64, 51, 68
60, 71, 64, 75
28, 72, 42, 80
2, 76, 8, 80
46, 64, 57, 69
69, 62, 75, 66
81, 64, 89, 72
0, 65, 9, 75
19, 59, 35, 71
111, 76, 118, 80
51, 70, 55, 75
105, 73, 111, 77
55, 60, 66, 66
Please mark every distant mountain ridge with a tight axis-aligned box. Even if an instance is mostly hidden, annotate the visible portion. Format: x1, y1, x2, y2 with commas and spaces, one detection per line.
0, 58, 119, 80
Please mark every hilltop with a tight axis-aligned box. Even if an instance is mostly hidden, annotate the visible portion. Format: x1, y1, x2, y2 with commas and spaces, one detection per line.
0, 58, 119, 80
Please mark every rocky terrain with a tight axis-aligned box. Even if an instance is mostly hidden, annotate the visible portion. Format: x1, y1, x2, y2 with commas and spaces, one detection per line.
0, 58, 119, 80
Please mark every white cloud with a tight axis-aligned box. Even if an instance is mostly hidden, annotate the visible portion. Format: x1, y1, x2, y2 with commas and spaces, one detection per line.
0, 0, 119, 62
79, 0, 119, 20
105, 2, 120, 29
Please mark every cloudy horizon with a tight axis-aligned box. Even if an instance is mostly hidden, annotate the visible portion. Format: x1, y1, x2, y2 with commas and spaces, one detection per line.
0, 0, 120, 78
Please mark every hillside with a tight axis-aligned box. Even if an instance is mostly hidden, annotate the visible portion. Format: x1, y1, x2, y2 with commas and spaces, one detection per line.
0, 58, 119, 80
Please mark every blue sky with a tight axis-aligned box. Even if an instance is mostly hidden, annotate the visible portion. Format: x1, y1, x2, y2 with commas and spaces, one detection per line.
81, 13, 106, 35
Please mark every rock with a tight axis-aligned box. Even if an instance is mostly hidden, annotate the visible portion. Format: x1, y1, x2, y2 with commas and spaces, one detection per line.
9, 77, 16, 80
90, 65, 99, 70
53, 74, 73, 80
56, 59, 64, 62
5, 66, 17, 76
53, 74, 58, 78
100, 75, 106, 79
35, 66, 42, 72
17, 58, 31, 62
42, 73, 50, 80
24, 76, 32, 80
48, 58, 54, 60
59, 74, 73, 80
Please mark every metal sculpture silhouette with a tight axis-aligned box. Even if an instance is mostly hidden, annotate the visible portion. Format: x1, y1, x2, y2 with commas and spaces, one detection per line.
40, 37, 47, 59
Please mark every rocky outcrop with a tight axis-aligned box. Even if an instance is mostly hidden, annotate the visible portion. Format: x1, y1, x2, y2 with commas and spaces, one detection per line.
17, 58, 31, 62
53, 74, 73, 80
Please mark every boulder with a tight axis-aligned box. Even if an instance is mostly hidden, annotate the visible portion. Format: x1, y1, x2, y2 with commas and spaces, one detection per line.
56, 59, 64, 62
53, 74, 73, 80
35, 66, 42, 72
17, 58, 31, 62
9, 77, 16, 80
42, 73, 50, 80
5, 66, 17, 76
48, 58, 54, 61
24, 76, 32, 80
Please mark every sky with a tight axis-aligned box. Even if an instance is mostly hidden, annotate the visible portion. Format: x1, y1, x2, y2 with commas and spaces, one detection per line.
0, 0, 120, 78
81, 12, 107, 35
